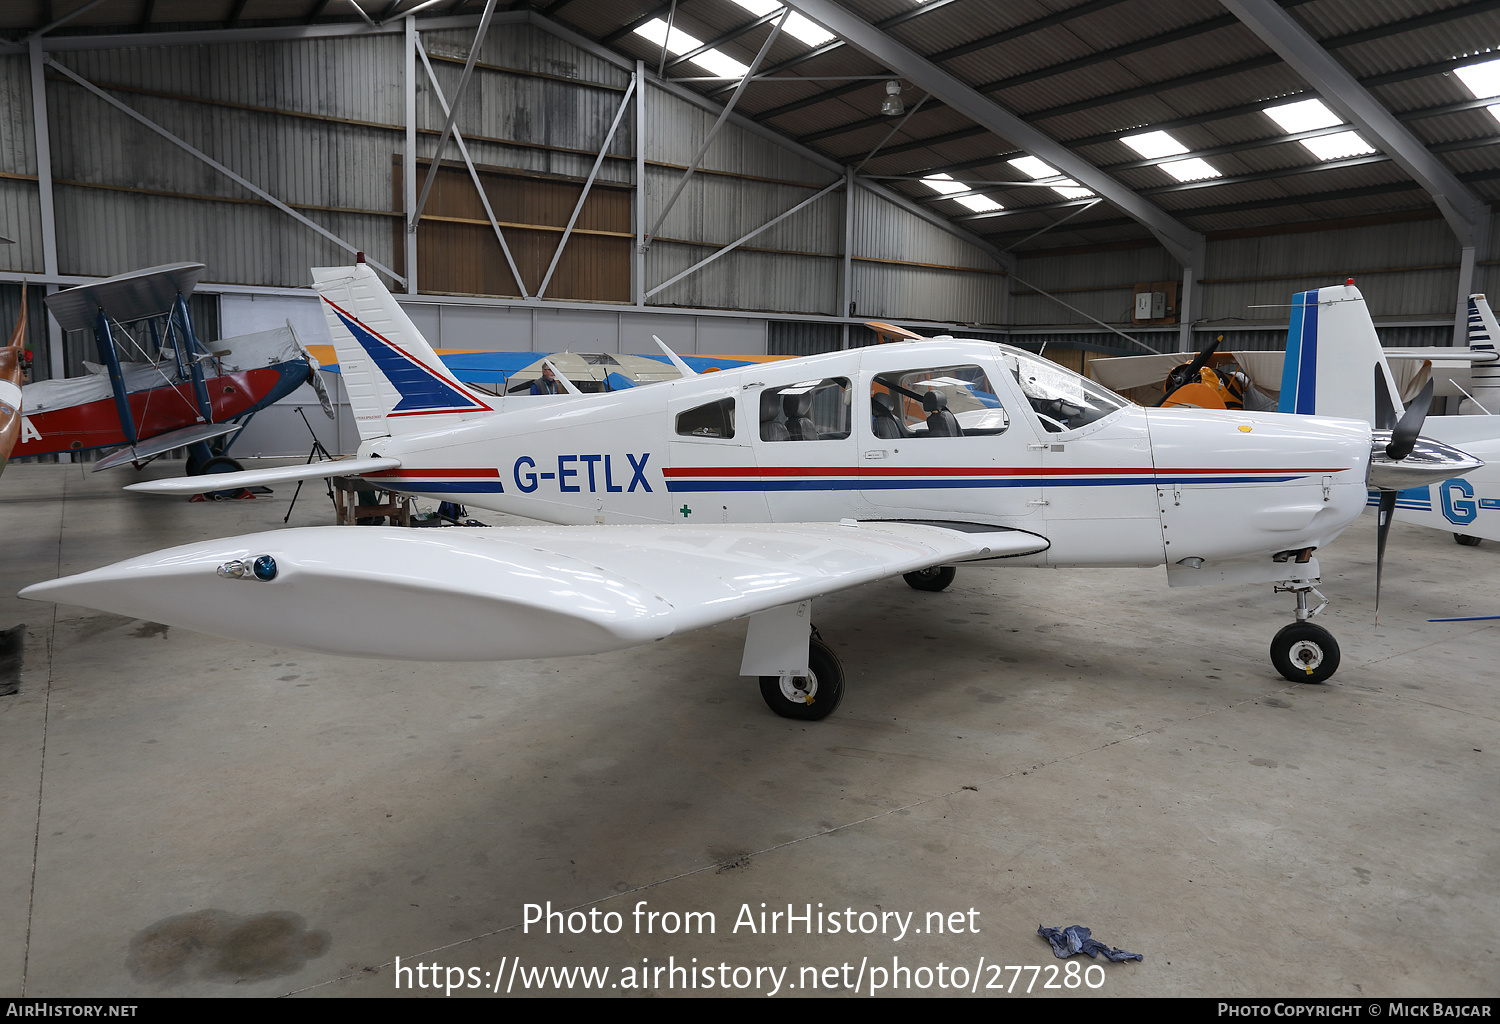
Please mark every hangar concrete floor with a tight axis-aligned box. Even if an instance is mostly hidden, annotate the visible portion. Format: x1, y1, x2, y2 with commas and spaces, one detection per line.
1, 461, 1496, 999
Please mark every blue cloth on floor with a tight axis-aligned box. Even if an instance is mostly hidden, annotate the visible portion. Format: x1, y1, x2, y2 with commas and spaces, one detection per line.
1037, 924, 1142, 962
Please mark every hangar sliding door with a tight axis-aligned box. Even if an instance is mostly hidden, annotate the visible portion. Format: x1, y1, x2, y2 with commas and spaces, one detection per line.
393, 158, 631, 302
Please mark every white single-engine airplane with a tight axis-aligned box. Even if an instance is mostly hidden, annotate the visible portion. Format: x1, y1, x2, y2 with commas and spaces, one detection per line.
18, 261, 1484, 718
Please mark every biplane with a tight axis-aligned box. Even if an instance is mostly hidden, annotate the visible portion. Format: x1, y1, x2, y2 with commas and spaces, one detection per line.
11, 263, 328, 478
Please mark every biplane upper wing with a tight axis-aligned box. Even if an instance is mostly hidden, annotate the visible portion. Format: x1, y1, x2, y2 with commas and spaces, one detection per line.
20, 520, 1046, 662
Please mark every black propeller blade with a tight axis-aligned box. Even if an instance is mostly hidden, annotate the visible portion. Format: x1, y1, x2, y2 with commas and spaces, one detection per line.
1386, 377, 1433, 461
1373, 365, 1396, 431
1375, 489, 1397, 623
1370, 375, 1434, 622
1156, 335, 1221, 407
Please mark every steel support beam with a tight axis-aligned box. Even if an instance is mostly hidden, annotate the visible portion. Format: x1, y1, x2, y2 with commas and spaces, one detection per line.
634, 60, 647, 307
1219, 0, 1489, 342
0, 12, 503, 54
29, 38, 63, 383
416, 33, 529, 297
47, 57, 405, 285
781, 0, 1203, 270
409, 0, 498, 233
404, 16, 418, 294
645, 177, 842, 299
28, 41, 57, 281
644, 8, 789, 249
842, 164, 854, 346
538, 76, 637, 299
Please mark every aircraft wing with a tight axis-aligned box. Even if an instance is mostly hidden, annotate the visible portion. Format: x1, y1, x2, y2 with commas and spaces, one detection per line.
92, 422, 244, 472
123, 456, 402, 494
20, 521, 1046, 662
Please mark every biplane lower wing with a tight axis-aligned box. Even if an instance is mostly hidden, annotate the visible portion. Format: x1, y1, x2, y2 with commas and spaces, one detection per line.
92, 421, 245, 472
21, 521, 1047, 662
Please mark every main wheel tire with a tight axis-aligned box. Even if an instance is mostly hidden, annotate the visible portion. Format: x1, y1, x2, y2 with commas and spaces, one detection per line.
1454, 533, 1482, 546
903, 565, 956, 592
1270, 622, 1340, 684
198, 456, 245, 500
759, 637, 845, 721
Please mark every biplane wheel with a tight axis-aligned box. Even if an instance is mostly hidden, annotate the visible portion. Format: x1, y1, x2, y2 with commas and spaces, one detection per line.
759, 637, 844, 721
1454, 533, 1482, 546
903, 565, 956, 592
198, 456, 245, 500
1270, 622, 1340, 684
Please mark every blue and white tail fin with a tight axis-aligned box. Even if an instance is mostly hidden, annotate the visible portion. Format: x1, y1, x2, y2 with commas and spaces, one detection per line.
312, 263, 492, 440
1466, 293, 1500, 414
1279, 282, 1405, 423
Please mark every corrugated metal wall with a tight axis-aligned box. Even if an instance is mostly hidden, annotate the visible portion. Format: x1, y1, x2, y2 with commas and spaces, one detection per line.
0, 54, 42, 276
849, 187, 1007, 325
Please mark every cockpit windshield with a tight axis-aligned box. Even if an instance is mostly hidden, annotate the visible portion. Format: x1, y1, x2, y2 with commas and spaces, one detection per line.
1001, 350, 1128, 433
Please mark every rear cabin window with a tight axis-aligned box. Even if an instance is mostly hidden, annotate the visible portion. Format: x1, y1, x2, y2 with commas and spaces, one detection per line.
869, 365, 1008, 438
676, 397, 735, 439
759, 378, 851, 441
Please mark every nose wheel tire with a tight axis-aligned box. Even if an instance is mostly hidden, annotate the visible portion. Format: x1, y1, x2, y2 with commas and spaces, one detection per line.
903, 565, 956, 592
1454, 533, 1482, 547
759, 637, 845, 720
1270, 622, 1340, 684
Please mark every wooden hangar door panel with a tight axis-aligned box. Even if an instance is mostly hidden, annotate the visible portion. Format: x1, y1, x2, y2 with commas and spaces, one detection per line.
393, 159, 630, 301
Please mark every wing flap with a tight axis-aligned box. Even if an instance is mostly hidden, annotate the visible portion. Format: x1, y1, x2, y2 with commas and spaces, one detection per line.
123, 457, 402, 494
20, 522, 1043, 662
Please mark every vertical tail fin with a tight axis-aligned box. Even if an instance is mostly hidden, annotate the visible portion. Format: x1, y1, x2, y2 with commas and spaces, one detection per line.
1467, 294, 1500, 414
1279, 282, 1404, 424
311, 263, 492, 440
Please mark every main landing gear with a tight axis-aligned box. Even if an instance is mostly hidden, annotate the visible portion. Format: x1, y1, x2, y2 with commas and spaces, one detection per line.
903, 565, 956, 592
1270, 581, 1340, 683
758, 633, 845, 721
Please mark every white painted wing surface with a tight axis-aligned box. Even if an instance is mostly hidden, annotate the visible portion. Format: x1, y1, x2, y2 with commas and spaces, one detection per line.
122, 457, 402, 494
19, 522, 1046, 661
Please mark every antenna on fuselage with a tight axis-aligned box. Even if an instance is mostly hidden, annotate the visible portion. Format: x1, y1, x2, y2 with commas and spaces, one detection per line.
652, 335, 698, 378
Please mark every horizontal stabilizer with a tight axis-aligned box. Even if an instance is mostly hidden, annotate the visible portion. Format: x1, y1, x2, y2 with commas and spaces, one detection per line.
123, 456, 402, 494
1383, 347, 1500, 363
20, 521, 1045, 662
93, 422, 244, 472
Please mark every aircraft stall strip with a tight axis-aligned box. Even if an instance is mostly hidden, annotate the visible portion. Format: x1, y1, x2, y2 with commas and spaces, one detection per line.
22, 266, 1484, 715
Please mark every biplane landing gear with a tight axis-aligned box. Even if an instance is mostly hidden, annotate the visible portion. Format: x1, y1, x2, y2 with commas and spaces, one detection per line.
1270, 582, 1340, 683
759, 635, 844, 721
903, 565, 956, 592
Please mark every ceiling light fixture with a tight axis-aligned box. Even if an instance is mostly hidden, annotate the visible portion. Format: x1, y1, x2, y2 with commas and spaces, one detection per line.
881, 80, 904, 116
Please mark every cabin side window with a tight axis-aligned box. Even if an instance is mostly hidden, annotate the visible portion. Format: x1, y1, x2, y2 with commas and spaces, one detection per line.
869, 365, 1009, 439
676, 397, 735, 439
759, 378, 851, 441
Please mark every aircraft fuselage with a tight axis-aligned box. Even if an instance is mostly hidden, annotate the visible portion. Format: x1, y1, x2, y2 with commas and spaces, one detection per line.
356, 340, 1372, 576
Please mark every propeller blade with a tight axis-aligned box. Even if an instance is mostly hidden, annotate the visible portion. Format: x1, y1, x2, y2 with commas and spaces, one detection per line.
1386, 378, 1434, 461
1373, 365, 1397, 431
1156, 335, 1221, 407
1375, 489, 1397, 624
1183, 334, 1221, 377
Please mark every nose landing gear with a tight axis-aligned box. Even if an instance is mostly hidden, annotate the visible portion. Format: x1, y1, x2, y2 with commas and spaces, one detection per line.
1270, 581, 1340, 683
